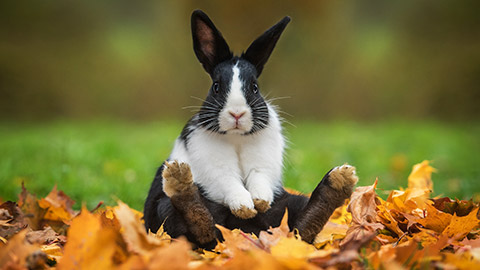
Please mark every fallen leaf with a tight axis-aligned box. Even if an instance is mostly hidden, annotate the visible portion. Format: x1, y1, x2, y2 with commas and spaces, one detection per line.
113, 201, 166, 254
0, 230, 40, 268
341, 179, 384, 246
57, 206, 119, 270
442, 208, 479, 241
38, 186, 76, 224
408, 160, 435, 191
0, 201, 28, 239
417, 203, 453, 233
25, 226, 59, 244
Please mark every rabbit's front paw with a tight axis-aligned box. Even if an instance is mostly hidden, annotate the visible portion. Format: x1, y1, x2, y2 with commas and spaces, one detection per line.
162, 160, 194, 197
231, 205, 257, 219
253, 199, 271, 213
328, 164, 359, 192
228, 192, 257, 219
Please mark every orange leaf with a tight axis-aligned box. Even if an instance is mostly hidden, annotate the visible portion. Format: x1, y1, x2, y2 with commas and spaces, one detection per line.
57, 207, 118, 270
442, 208, 480, 241
417, 204, 453, 233
113, 201, 168, 254
0, 230, 39, 268
258, 209, 290, 249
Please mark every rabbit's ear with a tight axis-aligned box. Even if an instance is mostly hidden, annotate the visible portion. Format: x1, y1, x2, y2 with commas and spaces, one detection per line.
191, 10, 233, 75
242, 16, 291, 77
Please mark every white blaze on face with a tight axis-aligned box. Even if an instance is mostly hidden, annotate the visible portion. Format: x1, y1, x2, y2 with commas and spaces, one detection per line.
218, 64, 253, 134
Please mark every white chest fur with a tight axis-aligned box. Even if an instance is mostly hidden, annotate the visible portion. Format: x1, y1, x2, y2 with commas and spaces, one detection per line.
168, 106, 285, 211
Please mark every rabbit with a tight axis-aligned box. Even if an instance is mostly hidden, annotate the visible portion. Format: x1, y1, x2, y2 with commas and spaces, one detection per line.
144, 10, 358, 249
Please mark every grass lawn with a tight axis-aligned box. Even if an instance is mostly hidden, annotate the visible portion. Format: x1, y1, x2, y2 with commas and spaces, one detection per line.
1, 120, 479, 210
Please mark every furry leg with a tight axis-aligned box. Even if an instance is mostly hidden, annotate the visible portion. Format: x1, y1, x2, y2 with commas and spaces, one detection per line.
163, 161, 217, 246
294, 165, 358, 243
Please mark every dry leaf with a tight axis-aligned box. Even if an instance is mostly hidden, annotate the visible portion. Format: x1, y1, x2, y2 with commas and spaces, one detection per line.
4, 160, 480, 269
37, 186, 76, 223
408, 160, 435, 191
341, 179, 384, 246
442, 208, 479, 240
57, 206, 119, 270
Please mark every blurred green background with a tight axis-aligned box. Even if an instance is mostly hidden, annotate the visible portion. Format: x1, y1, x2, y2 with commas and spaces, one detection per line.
1, 1, 479, 210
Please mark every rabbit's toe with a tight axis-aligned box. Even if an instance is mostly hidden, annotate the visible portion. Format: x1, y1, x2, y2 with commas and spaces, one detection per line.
328, 164, 359, 191
253, 199, 271, 213
231, 205, 257, 219
162, 160, 194, 197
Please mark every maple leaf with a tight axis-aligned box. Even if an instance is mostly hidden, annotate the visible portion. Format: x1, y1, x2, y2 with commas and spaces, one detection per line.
258, 209, 290, 249
18, 183, 45, 231
341, 179, 384, 246
57, 206, 120, 270
113, 201, 169, 254
408, 160, 436, 191
0, 230, 40, 269
0, 201, 28, 240
4, 160, 480, 269
37, 186, 76, 224
442, 208, 479, 241
416, 203, 452, 233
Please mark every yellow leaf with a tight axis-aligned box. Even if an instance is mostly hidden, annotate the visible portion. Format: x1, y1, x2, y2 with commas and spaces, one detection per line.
38, 186, 76, 223
442, 208, 480, 240
313, 221, 348, 247
270, 237, 316, 269
408, 160, 436, 191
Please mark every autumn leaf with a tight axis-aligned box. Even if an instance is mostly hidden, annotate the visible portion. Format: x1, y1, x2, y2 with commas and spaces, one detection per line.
0, 230, 40, 268
442, 208, 479, 241
37, 186, 76, 224
408, 160, 436, 191
417, 203, 452, 233
114, 201, 170, 254
341, 179, 384, 246
57, 206, 120, 270
4, 160, 480, 269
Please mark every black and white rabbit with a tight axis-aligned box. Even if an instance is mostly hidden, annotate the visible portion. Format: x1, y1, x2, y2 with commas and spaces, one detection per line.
144, 10, 358, 249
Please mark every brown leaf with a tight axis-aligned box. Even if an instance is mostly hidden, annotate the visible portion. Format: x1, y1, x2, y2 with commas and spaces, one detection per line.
17, 184, 45, 231
258, 209, 290, 249
341, 179, 384, 246
25, 226, 58, 244
0, 201, 28, 240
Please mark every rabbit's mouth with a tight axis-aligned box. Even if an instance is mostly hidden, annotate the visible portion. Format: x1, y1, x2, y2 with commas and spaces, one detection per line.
218, 108, 254, 134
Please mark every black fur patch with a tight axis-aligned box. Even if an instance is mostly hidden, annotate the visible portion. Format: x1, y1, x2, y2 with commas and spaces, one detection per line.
194, 58, 269, 135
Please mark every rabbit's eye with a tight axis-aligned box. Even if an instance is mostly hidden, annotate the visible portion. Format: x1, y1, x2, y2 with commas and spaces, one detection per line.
213, 82, 219, 94
252, 83, 259, 94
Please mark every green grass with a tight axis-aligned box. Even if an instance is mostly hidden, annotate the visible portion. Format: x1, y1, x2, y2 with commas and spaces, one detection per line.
1, 120, 479, 210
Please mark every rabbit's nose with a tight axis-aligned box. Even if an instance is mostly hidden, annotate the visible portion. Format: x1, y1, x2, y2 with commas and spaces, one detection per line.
229, 111, 246, 120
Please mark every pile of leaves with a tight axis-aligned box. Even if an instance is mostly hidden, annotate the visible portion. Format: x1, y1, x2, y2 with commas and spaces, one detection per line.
1, 161, 480, 269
